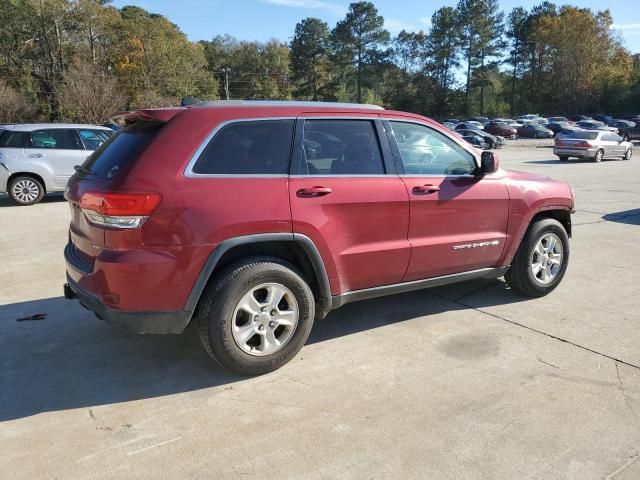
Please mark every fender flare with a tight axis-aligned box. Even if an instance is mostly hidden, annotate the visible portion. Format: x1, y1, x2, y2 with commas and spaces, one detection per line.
184, 233, 333, 319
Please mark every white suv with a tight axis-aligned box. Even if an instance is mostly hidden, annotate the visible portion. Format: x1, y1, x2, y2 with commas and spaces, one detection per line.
0, 124, 114, 205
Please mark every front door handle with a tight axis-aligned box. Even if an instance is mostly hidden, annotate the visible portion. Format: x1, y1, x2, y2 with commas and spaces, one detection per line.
28, 153, 44, 158
297, 186, 333, 198
412, 184, 440, 195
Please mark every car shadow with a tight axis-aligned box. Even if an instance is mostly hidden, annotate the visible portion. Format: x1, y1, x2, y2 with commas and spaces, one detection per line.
0, 278, 526, 422
0, 193, 66, 207
602, 208, 640, 226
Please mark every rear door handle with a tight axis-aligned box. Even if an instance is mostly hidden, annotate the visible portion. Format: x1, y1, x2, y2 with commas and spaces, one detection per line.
297, 186, 333, 198
412, 184, 440, 195
28, 153, 43, 158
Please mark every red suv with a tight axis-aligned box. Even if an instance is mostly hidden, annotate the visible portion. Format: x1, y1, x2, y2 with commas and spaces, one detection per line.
63, 101, 574, 374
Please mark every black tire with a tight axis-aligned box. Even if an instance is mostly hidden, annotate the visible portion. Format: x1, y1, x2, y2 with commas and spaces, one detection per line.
558, 156, 569, 161
505, 218, 570, 297
197, 256, 315, 375
623, 147, 632, 160
594, 149, 604, 163
8, 175, 45, 205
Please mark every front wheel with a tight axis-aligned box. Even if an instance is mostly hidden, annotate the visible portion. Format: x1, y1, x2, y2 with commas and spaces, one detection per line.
197, 257, 315, 375
9, 176, 44, 205
505, 218, 569, 297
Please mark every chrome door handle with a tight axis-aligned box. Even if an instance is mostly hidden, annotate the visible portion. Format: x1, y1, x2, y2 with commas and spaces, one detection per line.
28, 153, 43, 158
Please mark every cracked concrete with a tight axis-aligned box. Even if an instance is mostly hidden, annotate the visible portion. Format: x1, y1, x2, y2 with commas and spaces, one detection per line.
1, 142, 639, 479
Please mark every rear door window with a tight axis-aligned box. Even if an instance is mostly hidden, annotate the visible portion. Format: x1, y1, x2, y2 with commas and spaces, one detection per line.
0, 131, 32, 148
81, 121, 163, 179
192, 120, 294, 175
31, 129, 83, 149
302, 119, 385, 175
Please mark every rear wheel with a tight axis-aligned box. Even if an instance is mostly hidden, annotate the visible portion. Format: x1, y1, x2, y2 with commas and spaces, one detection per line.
594, 149, 604, 163
558, 156, 569, 161
8, 176, 44, 205
197, 257, 315, 375
623, 148, 632, 160
505, 218, 569, 297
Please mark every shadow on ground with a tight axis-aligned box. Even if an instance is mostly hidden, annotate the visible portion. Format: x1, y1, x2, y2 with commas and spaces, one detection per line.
0, 193, 66, 207
603, 208, 640, 226
0, 279, 526, 422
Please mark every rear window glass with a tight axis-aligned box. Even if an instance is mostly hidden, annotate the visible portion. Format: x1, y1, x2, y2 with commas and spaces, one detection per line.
569, 131, 598, 140
81, 122, 163, 179
0, 131, 32, 148
192, 120, 294, 175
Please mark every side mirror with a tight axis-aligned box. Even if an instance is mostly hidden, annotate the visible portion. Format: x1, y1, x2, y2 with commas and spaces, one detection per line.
479, 151, 499, 175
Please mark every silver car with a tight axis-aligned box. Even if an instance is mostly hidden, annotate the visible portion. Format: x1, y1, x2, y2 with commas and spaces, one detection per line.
553, 130, 633, 162
0, 124, 113, 205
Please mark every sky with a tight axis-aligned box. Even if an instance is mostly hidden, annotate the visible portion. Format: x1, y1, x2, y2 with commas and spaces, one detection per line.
111, 0, 640, 54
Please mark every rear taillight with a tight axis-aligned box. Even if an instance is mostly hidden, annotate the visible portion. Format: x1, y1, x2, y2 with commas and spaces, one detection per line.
576, 141, 592, 148
80, 191, 161, 229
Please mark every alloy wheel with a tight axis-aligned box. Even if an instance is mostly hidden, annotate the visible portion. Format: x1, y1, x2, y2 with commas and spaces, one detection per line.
11, 179, 40, 204
231, 283, 299, 356
530, 233, 563, 285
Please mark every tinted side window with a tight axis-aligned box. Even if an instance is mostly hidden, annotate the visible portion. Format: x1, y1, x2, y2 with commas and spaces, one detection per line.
0, 131, 31, 148
302, 120, 385, 175
78, 129, 112, 150
389, 122, 477, 175
31, 129, 82, 149
193, 120, 294, 175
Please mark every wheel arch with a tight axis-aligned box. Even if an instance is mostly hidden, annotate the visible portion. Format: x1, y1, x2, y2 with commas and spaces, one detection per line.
531, 209, 572, 238
7, 172, 47, 193
185, 233, 332, 323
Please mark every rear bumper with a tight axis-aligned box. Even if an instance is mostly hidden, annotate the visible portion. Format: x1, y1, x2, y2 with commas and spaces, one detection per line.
65, 275, 190, 334
553, 147, 597, 158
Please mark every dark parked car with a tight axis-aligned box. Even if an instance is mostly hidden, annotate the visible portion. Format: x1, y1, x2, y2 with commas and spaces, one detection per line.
547, 122, 576, 134
590, 114, 614, 125
455, 121, 483, 131
609, 120, 636, 141
547, 116, 570, 124
469, 116, 491, 125
575, 121, 618, 133
63, 100, 574, 375
461, 134, 488, 149
457, 128, 503, 149
517, 124, 554, 138
484, 121, 517, 139
568, 115, 593, 122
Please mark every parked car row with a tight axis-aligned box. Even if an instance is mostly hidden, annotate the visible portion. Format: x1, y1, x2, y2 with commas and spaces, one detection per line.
440, 113, 640, 150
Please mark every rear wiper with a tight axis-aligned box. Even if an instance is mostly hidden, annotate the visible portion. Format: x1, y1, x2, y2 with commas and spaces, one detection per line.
74, 165, 93, 175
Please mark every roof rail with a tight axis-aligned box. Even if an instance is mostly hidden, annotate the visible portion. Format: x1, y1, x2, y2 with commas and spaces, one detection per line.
183, 99, 385, 110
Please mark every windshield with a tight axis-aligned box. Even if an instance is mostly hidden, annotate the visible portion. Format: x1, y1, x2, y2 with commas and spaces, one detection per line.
80, 121, 163, 179
569, 131, 598, 140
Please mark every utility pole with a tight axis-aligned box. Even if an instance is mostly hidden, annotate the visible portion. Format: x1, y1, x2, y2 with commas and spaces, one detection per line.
221, 68, 231, 100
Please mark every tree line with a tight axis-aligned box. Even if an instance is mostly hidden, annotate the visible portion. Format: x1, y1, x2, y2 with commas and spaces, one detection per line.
1, 0, 639, 124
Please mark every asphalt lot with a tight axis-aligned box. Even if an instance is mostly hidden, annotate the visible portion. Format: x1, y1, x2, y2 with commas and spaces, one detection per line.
1, 140, 639, 479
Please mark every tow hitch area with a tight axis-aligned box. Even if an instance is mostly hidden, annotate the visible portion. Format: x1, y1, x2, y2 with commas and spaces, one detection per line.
63, 283, 77, 300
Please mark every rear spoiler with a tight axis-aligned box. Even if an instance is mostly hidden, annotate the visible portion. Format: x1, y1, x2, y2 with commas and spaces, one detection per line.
108, 108, 184, 126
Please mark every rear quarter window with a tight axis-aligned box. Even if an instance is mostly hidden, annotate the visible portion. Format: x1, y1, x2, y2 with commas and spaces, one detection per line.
191, 120, 294, 175
81, 121, 163, 179
0, 131, 32, 148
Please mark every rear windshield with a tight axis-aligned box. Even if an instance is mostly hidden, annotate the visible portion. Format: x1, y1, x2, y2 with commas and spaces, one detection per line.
568, 131, 598, 140
80, 121, 163, 179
